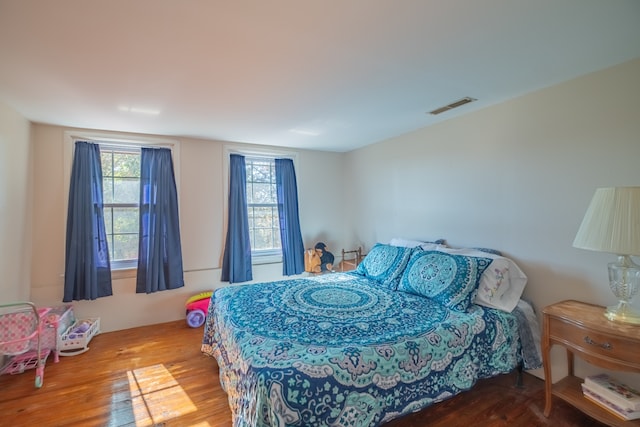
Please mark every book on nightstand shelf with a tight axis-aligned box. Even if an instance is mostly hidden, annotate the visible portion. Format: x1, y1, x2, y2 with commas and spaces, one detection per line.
582, 384, 640, 421
584, 374, 640, 412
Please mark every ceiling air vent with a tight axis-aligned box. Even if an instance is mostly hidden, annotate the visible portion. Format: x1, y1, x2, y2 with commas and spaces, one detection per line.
428, 97, 477, 115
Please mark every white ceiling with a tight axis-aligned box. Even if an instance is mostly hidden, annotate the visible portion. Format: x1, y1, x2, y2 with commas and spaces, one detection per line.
1, 1, 639, 152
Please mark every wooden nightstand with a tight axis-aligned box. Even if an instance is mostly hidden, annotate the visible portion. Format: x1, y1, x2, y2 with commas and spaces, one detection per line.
542, 300, 640, 425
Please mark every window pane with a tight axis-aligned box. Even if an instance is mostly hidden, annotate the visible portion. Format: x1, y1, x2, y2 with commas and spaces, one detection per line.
101, 151, 113, 178
113, 152, 140, 178
103, 178, 114, 204
247, 206, 255, 228
246, 182, 254, 204
251, 183, 275, 204
249, 161, 272, 183
274, 228, 281, 247
253, 206, 274, 228
105, 207, 139, 262
107, 235, 113, 257
251, 206, 279, 250
112, 233, 138, 261
113, 207, 138, 234
102, 207, 113, 234
113, 177, 139, 204
253, 228, 273, 250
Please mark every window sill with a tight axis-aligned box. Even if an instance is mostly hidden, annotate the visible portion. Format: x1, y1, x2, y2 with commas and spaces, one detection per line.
111, 267, 136, 280
252, 254, 282, 265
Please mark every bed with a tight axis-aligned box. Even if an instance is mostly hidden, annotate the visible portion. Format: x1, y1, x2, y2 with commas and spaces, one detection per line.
202, 243, 541, 427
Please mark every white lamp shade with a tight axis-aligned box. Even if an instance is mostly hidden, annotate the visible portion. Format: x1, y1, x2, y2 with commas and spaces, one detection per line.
573, 187, 640, 256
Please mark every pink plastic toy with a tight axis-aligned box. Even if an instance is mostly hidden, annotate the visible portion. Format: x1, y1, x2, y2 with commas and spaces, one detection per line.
185, 292, 212, 328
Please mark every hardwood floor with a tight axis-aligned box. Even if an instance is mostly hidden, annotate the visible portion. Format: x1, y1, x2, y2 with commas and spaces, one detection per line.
0, 320, 606, 427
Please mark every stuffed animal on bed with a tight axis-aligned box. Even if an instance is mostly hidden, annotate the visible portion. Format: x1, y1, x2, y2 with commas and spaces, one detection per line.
314, 242, 334, 272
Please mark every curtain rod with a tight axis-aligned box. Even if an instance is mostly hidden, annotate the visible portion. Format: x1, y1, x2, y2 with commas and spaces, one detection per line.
76, 139, 173, 151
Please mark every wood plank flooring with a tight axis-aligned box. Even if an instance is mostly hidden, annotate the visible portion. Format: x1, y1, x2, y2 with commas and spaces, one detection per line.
0, 320, 606, 426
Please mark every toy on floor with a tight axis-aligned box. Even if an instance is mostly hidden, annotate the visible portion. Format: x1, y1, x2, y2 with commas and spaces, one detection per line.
66, 321, 91, 339
185, 291, 213, 328
304, 242, 335, 273
0, 302, 51, 388
315, 242, 335, 272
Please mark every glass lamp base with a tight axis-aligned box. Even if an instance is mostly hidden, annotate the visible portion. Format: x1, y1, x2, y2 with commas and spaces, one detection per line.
605, 255, 640, 324
604, 301, 640, 324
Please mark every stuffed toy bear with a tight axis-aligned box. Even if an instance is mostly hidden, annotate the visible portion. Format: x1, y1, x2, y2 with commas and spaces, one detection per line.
314, 242, 334, 272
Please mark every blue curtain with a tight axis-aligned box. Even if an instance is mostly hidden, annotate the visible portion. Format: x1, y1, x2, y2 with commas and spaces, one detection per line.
275, 158, 305, 275
63, 141, 112, 302
221, 154, 253, 283
136, 147, 185, 293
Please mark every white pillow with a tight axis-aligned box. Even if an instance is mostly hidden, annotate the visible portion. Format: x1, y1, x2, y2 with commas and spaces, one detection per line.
432, 247, 527, 312
389, 237, 446, 250
419, 242, 448, 251
389, 237, 424, 248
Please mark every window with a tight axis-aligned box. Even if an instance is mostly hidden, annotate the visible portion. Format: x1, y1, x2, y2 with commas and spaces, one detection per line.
100, 146, 141, 269
64, 131, 180, 275
245, 157, 281, 256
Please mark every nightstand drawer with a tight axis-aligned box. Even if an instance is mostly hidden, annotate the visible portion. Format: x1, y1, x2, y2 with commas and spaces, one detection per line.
549, 317, 637, 364
543, 300, 640, 424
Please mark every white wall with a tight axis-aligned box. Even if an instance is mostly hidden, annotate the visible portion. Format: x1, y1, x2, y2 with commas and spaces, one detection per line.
344, 58, 640, 380
29, 125, 346, 332
0, 101, 32, 303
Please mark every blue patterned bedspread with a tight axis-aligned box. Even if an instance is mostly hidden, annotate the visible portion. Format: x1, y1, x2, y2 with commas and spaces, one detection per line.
201, 273, 522, 426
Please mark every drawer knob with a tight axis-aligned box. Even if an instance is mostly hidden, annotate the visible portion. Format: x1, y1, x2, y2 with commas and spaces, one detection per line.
584, 336, 612, 350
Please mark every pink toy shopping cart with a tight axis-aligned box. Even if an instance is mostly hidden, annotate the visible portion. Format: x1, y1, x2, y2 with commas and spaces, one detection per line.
0, 302, 51, 388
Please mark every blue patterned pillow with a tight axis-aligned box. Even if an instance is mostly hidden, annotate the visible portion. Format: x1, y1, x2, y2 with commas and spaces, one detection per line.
355, 243, 414, 290
398, 250, 492, 312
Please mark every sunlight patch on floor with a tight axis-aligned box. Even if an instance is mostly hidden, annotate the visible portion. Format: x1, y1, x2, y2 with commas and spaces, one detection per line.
127, 363, 197, 426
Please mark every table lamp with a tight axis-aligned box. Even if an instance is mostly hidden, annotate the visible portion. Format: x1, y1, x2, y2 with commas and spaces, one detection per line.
573, 187, 640, 324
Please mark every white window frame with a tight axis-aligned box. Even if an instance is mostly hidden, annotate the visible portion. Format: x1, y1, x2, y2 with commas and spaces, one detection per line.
222, 145, 297, 265
63, 131, 180, 276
